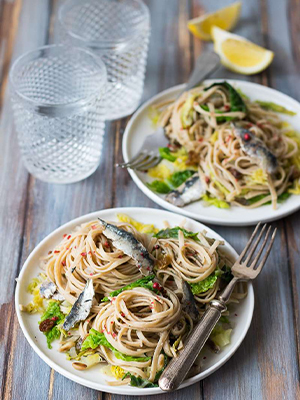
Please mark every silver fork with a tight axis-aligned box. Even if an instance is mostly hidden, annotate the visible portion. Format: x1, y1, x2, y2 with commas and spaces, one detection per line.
159, 222, 277, 392
116, 52, 220, 171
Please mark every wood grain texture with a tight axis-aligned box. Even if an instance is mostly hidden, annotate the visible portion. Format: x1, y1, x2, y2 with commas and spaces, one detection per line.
0, 0, 300, 399
0, 0, 23, 107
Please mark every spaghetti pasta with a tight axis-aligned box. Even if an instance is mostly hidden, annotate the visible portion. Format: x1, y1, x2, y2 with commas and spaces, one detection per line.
42, 220, 147, 303
22, 216, 246, 387
147, 82, 300, 209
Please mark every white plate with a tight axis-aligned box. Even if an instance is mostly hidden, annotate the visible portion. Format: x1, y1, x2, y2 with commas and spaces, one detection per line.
15, 207, 254, 396
122, 80, 300, 226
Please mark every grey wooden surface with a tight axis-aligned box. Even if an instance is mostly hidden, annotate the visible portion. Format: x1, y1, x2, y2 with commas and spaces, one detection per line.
1, 0, 300, 399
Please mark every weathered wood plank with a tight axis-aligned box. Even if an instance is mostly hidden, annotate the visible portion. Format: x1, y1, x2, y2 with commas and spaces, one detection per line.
105, 381, 202, 400
189, 1, 300, 400
5, 0, 155, 397
264, 0, 300, 396
51, 373, 102, 400
110, 1, 204, 399
189, 2, 260, 398
0, 0, 56, 399
113, 0, 192, 211
206, 220, 300, 400
272, 0, 300, 390
0, 0, 23, 108
0, 0, 50, 397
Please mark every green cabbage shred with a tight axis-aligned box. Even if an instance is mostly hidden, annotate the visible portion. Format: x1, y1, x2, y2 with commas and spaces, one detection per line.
146, 180, 171, 194
39, 301, 65, 349
210, 320, 232, 348
189, 274, 218, 295
204, 82, 247, 113
202, 194, 230, 209
81, 329, 150, 362
168, 170, 195, 188
181, 94, 197, 128
154, 227, 200, 241
122, 355, 168, 387
102, 275, 156, 302
158, 147, 176, 162
255, 101, 296, 115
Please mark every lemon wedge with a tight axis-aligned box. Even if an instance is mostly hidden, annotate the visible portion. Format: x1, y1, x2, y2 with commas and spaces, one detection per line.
212, 26, 274, 75
188, 2, 241, 41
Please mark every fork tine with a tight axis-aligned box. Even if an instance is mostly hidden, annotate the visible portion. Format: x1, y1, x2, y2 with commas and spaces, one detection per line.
254, 228, 277, 274
244, 224, 267, 265
236, 222, 261, 263
136, 157, 161, 171
117, 156, 146, 168
124, 154, 151, 169
116, 151, 146, 168
249, 225, 272, 269
144, 157, 161, 169
128, 155, 150, 168
131, 154, 157, 170
125, 151, 146, 165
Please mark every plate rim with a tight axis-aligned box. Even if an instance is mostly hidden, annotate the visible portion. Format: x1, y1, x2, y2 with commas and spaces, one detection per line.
122, 79, 300, 226
15, 207, 254, 396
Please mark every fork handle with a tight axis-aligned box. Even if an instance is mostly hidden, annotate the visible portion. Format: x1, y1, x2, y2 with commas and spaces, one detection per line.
159, 277, 240, 391
159, 299, 226, 391
177, 52, 220, 97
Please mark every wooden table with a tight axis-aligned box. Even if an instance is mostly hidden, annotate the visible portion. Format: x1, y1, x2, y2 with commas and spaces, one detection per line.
1, 0, 300, 399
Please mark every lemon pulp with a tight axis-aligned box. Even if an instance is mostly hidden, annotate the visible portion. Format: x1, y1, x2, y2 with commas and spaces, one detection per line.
221, 39, 270, 67
188, 2, 241, 41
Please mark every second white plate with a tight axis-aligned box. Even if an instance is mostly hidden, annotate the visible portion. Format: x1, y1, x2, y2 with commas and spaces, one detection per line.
122, 80, 300, 226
